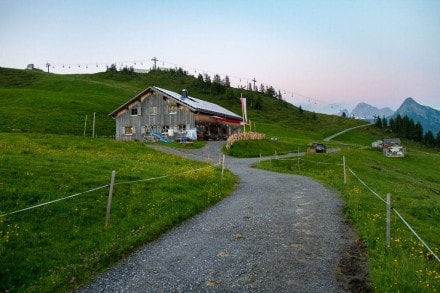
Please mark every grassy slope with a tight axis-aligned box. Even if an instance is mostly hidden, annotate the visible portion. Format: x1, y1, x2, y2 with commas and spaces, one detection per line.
0, 133, 236, 292
0, 67, 365, 139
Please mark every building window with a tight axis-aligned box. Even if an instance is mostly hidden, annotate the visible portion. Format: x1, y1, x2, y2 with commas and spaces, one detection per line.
150, 106, 157, 115
130, 107, 141, 116
124, 126, 134, 135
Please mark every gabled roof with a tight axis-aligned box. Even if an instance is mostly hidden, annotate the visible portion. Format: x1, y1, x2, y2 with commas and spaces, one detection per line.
383, 138, 401, 144
109, 86, 242, 121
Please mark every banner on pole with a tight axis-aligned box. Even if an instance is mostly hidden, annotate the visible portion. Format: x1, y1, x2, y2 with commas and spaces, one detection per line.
240, 95, 247, 124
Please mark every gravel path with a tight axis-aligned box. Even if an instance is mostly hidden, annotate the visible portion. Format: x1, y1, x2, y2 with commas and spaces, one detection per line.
78, 142, 365, 292
323, 124, 371, 142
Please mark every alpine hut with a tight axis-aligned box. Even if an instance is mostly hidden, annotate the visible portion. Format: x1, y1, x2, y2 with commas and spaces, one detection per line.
109, 86, 243, 141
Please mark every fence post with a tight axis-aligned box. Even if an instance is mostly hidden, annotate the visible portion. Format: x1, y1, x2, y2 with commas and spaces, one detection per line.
221, 154, 225, 182
343, 156, 347, 184
83, 115, 87, 137
105, 170, 116, 230
297, 147, 300, 170
92, 112, 96, 138
386, 193, 391, 251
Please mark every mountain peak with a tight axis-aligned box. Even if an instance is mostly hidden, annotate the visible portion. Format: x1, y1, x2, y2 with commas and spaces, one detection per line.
394, 98, 440, 133
351, 102, 394, 120
402, 97, 417, 105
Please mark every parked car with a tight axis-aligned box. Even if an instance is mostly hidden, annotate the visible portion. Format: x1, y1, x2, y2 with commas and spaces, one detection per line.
315, 143, 327, 153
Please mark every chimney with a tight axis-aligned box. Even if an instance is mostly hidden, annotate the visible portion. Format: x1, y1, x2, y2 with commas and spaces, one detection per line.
182, 89, 188, 99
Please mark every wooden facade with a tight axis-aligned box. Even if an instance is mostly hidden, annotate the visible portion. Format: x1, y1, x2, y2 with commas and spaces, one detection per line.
109, 87, 242, 141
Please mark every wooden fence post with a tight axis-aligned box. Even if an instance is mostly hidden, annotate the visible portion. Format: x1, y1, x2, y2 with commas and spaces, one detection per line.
92, 112, 96, 138
105, 170, 116, 230
83, 115, 87, 137
221, 155, 225, 182
343, 156, 347, 184
386, 193, 391, 251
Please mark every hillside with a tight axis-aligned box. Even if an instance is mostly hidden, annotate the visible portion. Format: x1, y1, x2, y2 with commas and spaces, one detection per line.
0, 67, 365, 141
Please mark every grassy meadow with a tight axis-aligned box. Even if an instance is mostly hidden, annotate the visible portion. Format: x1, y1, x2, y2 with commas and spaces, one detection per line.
256, 126, 440, 291
1, 67, 438, 291
0, 133, 237, 292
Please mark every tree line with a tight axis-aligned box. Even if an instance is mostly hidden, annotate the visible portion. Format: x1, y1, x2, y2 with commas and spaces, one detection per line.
375, 114, 440, 148
104, 65, 291, 112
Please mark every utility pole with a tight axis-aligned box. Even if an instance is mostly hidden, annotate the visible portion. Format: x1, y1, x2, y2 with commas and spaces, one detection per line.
46, 62, 51, 73
252, 78, 257, 91
151, 57, 158, 70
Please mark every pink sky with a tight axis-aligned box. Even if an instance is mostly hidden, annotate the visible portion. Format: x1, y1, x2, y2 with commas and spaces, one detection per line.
1, 0, 439, 113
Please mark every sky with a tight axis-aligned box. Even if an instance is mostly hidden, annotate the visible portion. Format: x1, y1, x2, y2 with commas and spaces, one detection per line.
1, 0, 439, 113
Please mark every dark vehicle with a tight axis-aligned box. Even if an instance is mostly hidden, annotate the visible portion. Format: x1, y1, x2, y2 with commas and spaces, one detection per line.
315, 143, 327, 153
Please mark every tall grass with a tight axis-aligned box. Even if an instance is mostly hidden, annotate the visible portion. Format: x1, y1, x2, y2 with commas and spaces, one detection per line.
0, 133, 237, 292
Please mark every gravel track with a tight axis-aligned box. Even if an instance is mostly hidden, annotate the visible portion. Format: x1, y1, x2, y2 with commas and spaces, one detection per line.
78, 142, 367, 292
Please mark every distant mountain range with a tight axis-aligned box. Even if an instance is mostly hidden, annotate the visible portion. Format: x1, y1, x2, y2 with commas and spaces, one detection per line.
348, 98, 440, 134
350, 102, 394, 121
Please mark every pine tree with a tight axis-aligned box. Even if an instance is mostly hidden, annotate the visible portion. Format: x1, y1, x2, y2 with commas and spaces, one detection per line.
196, 73, 204, 88
375, 116, 383, 128
424, 130, 435, 147
415, 122, 424, 142
213, 74, 221, 83
382, 116, 388, 128
224, 75, 230, 87
204, 74, 211, 87
265, 86, 276, 97
389, 117, 394, 131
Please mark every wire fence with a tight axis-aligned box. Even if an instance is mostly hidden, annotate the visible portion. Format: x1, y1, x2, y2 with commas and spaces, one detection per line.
270, 153, 440, 263
0, 151, 229, 291
0, 161, 222, 219
1, 149, 438, 263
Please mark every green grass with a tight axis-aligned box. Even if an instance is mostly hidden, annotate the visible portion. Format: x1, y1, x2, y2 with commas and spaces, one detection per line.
256, 135, 440, 291
1, 67, 439, 291
0, 133, 237, 292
